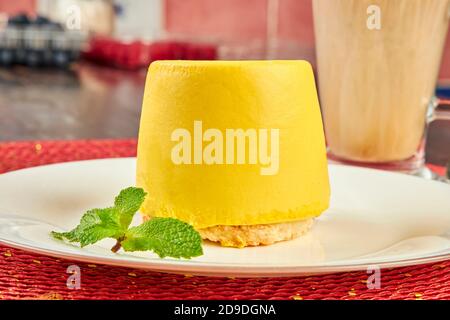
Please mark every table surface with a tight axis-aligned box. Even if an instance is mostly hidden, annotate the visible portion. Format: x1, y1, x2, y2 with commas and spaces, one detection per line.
0, 139, 449, 300
0, 64, 449, 167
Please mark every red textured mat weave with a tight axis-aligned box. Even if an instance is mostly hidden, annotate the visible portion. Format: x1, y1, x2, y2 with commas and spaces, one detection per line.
0, 139, 449, 300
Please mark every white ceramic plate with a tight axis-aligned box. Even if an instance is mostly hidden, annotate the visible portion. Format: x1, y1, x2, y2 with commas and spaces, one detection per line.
0, 158, 449, 277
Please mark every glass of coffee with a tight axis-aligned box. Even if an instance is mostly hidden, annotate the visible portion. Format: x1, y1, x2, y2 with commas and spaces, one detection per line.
313, 0, 450, 174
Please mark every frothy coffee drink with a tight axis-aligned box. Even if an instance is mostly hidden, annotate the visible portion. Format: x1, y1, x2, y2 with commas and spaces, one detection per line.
313, 0, 449, 162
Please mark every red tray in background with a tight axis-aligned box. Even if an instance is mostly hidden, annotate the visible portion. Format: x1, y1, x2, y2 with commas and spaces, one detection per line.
82, 38, 217, 70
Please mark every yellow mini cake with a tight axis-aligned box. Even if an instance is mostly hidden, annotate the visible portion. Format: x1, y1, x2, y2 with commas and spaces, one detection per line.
137, 60, 330, 247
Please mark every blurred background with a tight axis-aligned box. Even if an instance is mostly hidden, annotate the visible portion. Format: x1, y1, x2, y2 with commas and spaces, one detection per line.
0, 0, 449, 166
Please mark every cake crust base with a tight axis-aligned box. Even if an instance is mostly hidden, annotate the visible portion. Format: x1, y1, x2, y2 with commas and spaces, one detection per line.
198, 220, 313, 248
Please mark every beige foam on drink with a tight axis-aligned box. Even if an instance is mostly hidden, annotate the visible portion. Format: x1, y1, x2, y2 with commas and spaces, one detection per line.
313, 0, 449, 162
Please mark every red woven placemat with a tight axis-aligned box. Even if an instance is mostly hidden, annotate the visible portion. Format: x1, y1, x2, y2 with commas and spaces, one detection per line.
0, 139, 449, 300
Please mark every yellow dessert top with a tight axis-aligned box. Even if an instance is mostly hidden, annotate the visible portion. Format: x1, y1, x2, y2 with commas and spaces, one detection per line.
137, 60, 330, 229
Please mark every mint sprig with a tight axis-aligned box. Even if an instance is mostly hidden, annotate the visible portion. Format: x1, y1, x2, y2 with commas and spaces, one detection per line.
122, 218, 203, 259
51, 187, 203, 259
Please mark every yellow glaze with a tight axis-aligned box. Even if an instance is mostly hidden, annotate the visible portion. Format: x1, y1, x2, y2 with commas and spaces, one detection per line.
137, 60, 330, 229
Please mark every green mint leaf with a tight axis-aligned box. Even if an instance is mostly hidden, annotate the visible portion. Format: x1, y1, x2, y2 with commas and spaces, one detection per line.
114, 187, 147, 230
51, 187, 204, 259
51, 187, 146, 246
50, 230, 69, 241
77, 208, 123, 247
52, 208, 123, 247
121, 217, 203, 259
